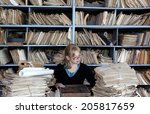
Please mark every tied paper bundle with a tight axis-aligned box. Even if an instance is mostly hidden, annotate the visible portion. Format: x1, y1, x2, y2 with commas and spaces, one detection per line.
93, 63, 139, 97
1, 68, 55, 97
19, 67, 54, 77
5, 76, 54, 97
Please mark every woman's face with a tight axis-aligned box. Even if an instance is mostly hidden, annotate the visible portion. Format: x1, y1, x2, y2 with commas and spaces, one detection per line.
70, 51, 81, 64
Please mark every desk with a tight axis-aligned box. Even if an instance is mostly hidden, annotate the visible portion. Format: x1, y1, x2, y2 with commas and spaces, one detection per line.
60, 85, 91, 97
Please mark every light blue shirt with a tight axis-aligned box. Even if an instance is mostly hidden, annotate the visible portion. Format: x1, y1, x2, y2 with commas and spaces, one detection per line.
65, 64, 80, 77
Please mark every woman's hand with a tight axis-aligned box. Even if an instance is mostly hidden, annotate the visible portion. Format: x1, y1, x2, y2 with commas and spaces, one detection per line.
55, 83, 65, 88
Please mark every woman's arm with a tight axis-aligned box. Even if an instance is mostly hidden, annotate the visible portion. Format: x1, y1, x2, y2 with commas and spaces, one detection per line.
84, 65, 96, 87
54, 64, 65, 88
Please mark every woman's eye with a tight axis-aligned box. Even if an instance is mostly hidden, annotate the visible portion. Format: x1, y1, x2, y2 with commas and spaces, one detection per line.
72, 56, 80, 60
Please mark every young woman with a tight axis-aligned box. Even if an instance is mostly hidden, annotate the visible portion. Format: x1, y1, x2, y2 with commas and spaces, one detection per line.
54, 44, 96, 88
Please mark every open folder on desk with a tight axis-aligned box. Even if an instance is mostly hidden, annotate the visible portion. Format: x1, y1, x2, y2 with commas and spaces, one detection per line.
59, 85, 91, 97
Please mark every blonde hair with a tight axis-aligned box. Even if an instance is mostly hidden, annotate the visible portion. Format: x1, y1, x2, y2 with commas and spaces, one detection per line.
63, 44, 80, 69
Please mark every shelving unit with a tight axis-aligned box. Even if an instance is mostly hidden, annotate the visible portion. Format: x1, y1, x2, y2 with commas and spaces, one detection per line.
0, 0, 150, 69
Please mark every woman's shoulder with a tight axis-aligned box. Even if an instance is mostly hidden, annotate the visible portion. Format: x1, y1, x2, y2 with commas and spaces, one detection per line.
55, 64, 65, 70
56, 63, 64, 68
80, 63, 88, 68
80, 63, 95, 74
